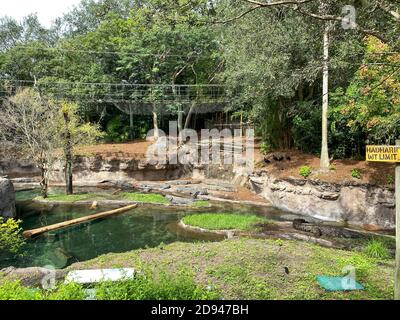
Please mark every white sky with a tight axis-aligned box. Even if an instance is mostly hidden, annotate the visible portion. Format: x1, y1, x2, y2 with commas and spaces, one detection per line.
0, 0, 82, 27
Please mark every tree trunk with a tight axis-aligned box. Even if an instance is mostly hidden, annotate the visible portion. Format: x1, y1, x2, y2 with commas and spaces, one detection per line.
63, 111, 73, 195
320, 22, 330, 170
129, 106, 134, 140
184, 102, 196, 130
40, 166, 48, 199
177, 105, 183, 133
152, 106, 159, 140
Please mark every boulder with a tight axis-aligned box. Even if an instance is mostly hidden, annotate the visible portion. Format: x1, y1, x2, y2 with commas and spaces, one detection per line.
165, 195, 194, 205
0, 266, 67, 288
0, 177, 16, 218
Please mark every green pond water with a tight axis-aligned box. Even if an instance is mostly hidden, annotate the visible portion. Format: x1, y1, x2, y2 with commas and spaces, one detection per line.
3, 188, 306, 269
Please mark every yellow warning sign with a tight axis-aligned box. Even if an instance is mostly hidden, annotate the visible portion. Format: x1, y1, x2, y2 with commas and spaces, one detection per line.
366, 145, 400, 162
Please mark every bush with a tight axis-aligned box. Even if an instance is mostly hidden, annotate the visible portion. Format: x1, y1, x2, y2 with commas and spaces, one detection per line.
260, 142, 271, 155
299, 166, 312, 178
105, 115, 130, 143
363, 239, 390, 260
0, 217, 25, 255
387, 175, 394, 185
351, 168, 361, 179
0, 280, 44, 300
95, 270, 219, 300
0, 270, 220, 300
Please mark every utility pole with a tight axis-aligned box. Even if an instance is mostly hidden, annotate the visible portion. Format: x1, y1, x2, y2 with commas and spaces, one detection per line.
395, 139, 400, 300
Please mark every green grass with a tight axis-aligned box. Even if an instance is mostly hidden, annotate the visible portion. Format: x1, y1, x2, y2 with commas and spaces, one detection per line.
182, 213, 268, 231
61, 238, 394, 300
363, 239, 391, 260
121, 193, 169, 204
34, 194, 105, 202
190, 200, 210, 207
0, 270, 219, 300
33, 192, 170, 204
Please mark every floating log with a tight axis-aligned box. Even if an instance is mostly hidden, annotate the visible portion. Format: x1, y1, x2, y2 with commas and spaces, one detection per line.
22, 204, 137, 238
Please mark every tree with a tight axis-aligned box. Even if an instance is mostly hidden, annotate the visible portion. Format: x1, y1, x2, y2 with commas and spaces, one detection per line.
330, 36, 400, 156
0, 88, 59, 198
219, 0, 400, 169
58, 101, 103, 194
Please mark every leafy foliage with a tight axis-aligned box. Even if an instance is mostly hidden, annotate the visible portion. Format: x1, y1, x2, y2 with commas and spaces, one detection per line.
351, 168, 361, 179
0, 218, 25, 255
299, 166, 312, 178
0, 269, 220, 300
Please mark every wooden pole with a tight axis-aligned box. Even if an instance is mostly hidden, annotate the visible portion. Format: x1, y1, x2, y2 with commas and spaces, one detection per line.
395, 139, 400, 300
22, 204, 137, 238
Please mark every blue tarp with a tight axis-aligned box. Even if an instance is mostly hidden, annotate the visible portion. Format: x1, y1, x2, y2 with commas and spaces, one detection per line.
317, 275, 365, 292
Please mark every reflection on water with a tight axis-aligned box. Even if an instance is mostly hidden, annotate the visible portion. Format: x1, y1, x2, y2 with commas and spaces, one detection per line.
4, 189, 302, 269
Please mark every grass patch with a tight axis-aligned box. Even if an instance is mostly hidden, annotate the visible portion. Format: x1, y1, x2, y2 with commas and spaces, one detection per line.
33, 192, 170, 204
363, 239, 391, 260
66, 238, 394, 300
182, 213, 268, 231
0, 270, 220, 300
190, 200, 210, 207
121, 193, 169, 204
34, 193, 105, 202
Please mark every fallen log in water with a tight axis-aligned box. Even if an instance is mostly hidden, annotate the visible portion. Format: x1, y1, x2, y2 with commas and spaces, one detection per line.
22, 204, 137, 238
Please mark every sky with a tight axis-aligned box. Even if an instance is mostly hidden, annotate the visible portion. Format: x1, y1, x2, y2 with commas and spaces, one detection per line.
0, 0, 82, 27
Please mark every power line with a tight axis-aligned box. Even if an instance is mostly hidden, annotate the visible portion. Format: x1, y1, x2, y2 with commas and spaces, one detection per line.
4, 45, 211, 59
0, 79, 226, 88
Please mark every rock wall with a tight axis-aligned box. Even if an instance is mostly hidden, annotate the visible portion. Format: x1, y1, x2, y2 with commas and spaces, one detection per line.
0, 177, 16, 218
0, 156, 190, 183
249, 173, 395, 230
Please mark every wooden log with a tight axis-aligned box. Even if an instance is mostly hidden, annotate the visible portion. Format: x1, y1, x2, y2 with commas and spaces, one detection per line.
22, 204, 137, 238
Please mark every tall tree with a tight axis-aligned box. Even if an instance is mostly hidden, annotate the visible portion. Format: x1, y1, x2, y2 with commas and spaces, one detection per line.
58, 101, 103, 195
0, 88, 59, 198
219, 0, 399, 169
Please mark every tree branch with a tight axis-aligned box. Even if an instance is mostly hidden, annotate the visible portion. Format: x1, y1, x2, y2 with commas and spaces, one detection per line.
378, 2, 400, 22
294, 6, 388, 43
245, 0, 315, 7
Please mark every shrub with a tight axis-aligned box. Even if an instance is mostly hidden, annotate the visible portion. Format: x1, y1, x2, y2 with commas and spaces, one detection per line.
47, 282, 87, 300
387, 175, 394, 185
260, 142, 271, 155
105, 115, 130, 143
363, 239, 390, 260
351, 168, 361, 179
0, 270, 220, 300
95, 270, 220, 300
0, 280, 44, 300
299, 166, 312, 178
0, 217, 25, 255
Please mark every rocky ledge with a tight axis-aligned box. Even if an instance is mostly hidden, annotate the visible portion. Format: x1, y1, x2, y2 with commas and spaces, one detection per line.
249, 173, 395, 231
0, 177, 16, 218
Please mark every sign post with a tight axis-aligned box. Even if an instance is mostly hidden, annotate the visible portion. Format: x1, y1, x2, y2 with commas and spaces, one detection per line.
366, 142, 400, 300
396, 140, 400, 300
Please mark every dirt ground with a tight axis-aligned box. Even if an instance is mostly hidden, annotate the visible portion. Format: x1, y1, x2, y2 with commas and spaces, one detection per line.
76, 140, 152, 159
254, 147, 395, 187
